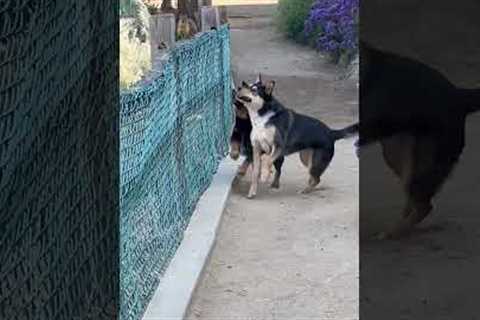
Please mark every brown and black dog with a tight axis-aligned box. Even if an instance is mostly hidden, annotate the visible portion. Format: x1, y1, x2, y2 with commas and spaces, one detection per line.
236, 75, 358, 198
359, 41, 480, 239
230, 92, 253, 176
230, 79, 273, 181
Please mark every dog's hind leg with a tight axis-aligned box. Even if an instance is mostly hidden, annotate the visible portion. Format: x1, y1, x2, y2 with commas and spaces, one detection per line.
301, 148, 334, 194
270, 156, 285, 189
380, 131, 463, 239
299, 149, 313, 167
379, 200, 433, 239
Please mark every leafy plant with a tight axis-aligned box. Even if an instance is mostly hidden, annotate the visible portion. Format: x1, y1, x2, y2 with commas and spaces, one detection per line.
304, 0, 359, 64
276, 0, 315, 42
120, 22, 151, 89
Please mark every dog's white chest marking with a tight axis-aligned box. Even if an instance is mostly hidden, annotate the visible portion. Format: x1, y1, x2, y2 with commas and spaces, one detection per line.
249, 111, 276, 154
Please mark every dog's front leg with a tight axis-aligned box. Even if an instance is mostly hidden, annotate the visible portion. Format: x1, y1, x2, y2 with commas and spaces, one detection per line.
261, 145, 282, 183
237, 158, 250, 177
247, 144, 262, 199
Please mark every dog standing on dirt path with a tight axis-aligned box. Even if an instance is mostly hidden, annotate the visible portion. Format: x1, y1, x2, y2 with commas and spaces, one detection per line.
236, 75, 359, 199
230, 80, 273, 181
359, 41, 480, 239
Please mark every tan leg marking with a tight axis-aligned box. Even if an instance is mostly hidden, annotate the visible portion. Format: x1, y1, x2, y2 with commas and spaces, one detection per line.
230, 140, 241, 160
299, 149, 313, 168
260, 154, 273, 183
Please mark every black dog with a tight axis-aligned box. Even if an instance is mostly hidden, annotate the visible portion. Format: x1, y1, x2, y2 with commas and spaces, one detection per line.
359, 41, 480, 238
237, 75, 358, 198
230, 89, 254, 176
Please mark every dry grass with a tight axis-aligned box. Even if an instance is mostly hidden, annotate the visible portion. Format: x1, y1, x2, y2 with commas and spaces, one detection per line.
120, 21, 151, 90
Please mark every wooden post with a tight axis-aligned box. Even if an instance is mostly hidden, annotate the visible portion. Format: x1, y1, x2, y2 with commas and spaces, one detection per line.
200, 6, 220, 32
218, 5, 228, 24
149, 13, 176, 60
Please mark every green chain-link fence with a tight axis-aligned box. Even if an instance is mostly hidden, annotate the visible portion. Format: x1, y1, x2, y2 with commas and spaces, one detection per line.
0, 1, 119, 319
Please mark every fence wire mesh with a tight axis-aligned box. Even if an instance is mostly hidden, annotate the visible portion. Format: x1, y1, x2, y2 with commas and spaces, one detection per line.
0, 1, 119, 319
120, 25, 233, 319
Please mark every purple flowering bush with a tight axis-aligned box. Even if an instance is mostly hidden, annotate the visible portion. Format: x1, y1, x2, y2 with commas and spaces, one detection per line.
304, 0, 359, 64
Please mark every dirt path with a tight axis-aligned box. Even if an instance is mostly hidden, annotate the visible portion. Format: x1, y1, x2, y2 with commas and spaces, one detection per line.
187, 8, 358, 320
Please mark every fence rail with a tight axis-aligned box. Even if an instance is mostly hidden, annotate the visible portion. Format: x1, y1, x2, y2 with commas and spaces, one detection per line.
119, 25, 233, 320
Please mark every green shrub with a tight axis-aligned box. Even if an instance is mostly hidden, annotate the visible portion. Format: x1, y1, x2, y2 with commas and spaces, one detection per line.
276, 0, 315, 42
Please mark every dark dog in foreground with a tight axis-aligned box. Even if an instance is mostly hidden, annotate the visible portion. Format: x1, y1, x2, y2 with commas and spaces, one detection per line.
230, 94, 253, 176
359, 41, 480, 239
236, 75, 358, 199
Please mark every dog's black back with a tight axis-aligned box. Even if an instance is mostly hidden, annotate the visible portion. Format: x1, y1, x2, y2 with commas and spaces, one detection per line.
360, 41, 480, 147
265, 103, 338, 154
257, 95, 358, 156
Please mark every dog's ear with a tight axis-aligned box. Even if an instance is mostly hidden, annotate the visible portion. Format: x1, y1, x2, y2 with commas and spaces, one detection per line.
256, 73, 263, 84
265, 80, 275, 96
241, 81, 249, 88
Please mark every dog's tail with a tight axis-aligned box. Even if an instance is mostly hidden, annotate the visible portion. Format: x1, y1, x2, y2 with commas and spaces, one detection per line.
456, 87, 480, 114
331, 123, 359, 141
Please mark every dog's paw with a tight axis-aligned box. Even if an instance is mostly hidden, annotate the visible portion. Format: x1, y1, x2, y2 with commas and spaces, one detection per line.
300, 187, 314, 194
270, 180, 280, 189
230, 141, 241, 160
237, 163, 249, 176
236, 170, 247, 177
247, 185, 257, 199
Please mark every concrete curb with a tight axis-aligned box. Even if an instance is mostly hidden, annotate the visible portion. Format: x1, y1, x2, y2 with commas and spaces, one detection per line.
142, 157, 239, 320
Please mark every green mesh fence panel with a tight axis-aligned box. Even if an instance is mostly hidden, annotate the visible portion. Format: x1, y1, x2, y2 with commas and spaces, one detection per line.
0, 1, 119, 319
120, 0, 135, 17
120, 25, 234, 319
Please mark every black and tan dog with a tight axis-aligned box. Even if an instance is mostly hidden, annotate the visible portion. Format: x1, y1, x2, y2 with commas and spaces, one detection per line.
359, 41, 480, 239
236, 75, 359, 199
230, 82, 273, 180
230, 94, 253, 175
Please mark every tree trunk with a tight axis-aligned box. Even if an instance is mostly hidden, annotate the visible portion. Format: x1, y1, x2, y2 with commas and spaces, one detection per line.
161, 0, 174, 11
